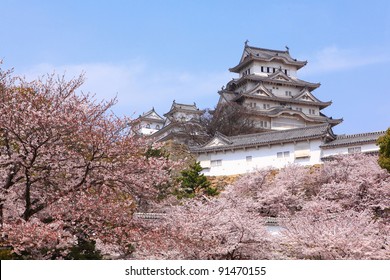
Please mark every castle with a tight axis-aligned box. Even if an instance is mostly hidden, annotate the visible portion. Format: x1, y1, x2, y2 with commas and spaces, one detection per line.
135, 43, 385, 176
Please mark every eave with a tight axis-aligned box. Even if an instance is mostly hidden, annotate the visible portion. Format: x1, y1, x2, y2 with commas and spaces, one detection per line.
234, 75, 320, 91
234, 93, 332, 109
191, 124, 334, 154
229, 54, 307, 73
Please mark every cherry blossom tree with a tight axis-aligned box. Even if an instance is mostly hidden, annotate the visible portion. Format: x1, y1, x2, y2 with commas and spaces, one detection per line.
319, 154, 390, 217
279, 202, 390, 259
141, 154, 389, 260
0, 65, 174, 258
131, 169, 278, 259
133, 194, 277, 260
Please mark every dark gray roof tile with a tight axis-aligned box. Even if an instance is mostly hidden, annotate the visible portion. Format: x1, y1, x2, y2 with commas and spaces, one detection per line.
192, 124, 334, 152
320, 131, 385, 148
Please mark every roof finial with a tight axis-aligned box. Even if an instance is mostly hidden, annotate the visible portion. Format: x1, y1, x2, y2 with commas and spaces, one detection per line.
244, 40, 249, 46
285, 45, 290, 52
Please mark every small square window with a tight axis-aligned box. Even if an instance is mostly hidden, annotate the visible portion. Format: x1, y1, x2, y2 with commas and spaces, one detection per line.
277, 151, 290, 158
211, 160, 222, 167
246, 156, 252, 162
348, 147, 362, 154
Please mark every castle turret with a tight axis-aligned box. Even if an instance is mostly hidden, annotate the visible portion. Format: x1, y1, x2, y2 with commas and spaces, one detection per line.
218, 43, 342, 131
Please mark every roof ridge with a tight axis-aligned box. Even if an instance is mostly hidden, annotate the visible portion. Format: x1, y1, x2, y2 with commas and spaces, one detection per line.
140, 108, 164, 120
174, 102, 197, 107
336, 130, 386, 139
246, 45, 288, 54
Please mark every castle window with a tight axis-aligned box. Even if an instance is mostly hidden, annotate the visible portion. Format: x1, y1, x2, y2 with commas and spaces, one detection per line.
285, 91, 292, 97
261, 66, 264, 72
211, 160, 222, 167
263, 104, 270, 109
284, 69, 288, 75
246, 156, 252, 163
273, 68, 276, 73
242, 68, 251, 76
146, 124, 151, 128
156, 125, 160, 129
348, 147, 361, 154
309, 109, 316, 115
277, 151, 290, 158
267, 67, 270, 73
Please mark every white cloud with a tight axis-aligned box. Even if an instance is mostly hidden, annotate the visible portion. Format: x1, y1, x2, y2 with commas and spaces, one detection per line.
18, 61, 231, 118
301, 45, 390, 75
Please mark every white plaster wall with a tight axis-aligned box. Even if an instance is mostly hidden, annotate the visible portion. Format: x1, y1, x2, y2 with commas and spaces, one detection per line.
138, 120, 163, 135
321, 142, 379, 158
269, 85, 300, 98
139, 127, 158, 135
199, 139, 324, 176
248, 61, 298, 78
271, 116, 306, 130
171, 112, 198, 121
296, 104, 319, 115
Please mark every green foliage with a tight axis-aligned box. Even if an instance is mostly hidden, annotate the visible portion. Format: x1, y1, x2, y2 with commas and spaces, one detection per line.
204, 186, 220, 196
0, 247, 15, 260
175, 161, 217, 198
377, 128, 390, 172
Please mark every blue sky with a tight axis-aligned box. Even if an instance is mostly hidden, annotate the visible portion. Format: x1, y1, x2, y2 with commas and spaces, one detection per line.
1, 0, 390, 134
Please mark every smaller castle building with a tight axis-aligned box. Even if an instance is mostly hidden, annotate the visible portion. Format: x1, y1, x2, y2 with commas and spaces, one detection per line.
134, 101, 206, 145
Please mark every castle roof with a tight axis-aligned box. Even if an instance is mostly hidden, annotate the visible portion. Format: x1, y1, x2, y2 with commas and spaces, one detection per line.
229, 44, 307, 73
136, 108, 165, 123
191, 124, 335, 153
164, 100, 203, 117
233, 92, 332, 109
242, 107, 342, 126
232, 73, 321, 91
320, 131, 385, 149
